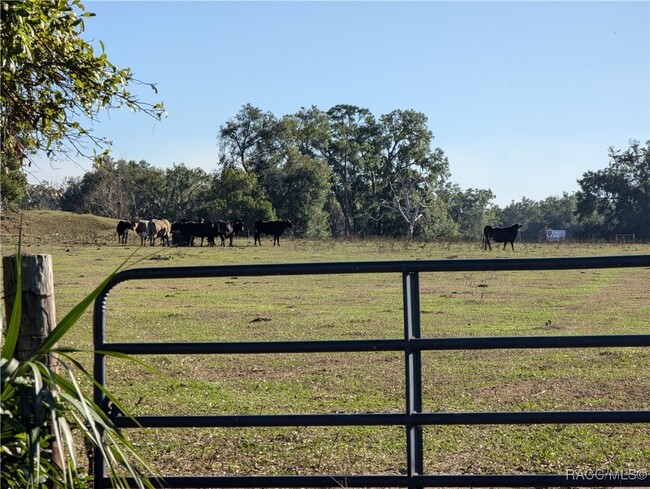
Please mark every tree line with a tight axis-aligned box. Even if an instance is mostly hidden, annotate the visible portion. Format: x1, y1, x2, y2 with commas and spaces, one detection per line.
2, 2, 647, 242
9, 103, 650, 241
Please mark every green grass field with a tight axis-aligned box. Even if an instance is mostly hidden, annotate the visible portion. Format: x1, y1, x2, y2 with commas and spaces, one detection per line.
2, 211, 649, 481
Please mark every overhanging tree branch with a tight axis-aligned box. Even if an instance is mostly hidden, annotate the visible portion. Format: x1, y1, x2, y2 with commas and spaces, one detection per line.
1, 0, 166, 168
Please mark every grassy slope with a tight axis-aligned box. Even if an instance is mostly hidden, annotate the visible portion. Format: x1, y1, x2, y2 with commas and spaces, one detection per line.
1, 210, 119, 247
1, 210, 649, 478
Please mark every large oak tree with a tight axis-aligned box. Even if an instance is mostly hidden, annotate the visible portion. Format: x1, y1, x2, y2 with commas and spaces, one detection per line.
576, 140, 650, 239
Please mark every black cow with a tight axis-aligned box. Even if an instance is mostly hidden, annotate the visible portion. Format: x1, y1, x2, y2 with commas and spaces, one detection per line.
190, 220, 217, 247
171, 219, 216, 247
254, 219, 293, 246
171, 220, 190, 246
215, 220, 245, 247
116, 220, 134, 245
171, 228, 188, 246
483, 223, 522, 251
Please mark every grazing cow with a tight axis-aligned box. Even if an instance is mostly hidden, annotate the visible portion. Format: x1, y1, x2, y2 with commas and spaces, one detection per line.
215, 220, 245, 247
134, 220, 149, 245
483, 223, 522, 251
147, 219, 172, 246
254, 219, 293, 246
116, 220, 133, 245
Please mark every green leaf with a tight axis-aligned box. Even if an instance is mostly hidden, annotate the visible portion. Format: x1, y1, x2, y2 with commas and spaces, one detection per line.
0, 220, 161, 488
1, 217, 24, 360
38, 248, 140, 353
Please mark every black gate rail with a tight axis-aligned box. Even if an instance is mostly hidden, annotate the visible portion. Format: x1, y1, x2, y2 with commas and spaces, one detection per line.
93, 255, 650, 488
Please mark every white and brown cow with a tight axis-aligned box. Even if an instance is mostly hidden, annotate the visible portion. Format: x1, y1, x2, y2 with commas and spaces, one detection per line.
134, 220, 149, 246
147, 219, 172, 246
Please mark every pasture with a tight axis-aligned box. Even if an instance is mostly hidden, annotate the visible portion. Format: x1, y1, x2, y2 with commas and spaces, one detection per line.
1, 211, 649, 481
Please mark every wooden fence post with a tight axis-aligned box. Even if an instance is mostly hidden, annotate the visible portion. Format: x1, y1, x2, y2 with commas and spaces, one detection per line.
2, 254, 57, 361
2, 253, 63, 480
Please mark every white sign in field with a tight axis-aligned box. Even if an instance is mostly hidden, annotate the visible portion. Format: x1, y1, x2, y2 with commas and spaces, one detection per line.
546, 229, 566, 241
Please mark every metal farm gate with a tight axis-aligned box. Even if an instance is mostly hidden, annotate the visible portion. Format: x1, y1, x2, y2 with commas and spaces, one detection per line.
93, 255, 650, 488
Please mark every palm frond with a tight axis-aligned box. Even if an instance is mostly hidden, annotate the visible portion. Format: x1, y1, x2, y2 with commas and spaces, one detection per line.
39, 248, 141, 353
1, 243, 161, 489
1, 254, 22, 360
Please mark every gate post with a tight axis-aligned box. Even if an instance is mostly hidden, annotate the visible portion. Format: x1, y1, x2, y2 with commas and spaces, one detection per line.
2, 254, 63, 481
403, 271, 423, 488
92, 286, 110, 489
2, 254, 57, 361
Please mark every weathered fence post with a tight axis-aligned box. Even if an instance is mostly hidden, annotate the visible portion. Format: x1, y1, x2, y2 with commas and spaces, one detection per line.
2, 254, 57, 361
2, 253, 63, 479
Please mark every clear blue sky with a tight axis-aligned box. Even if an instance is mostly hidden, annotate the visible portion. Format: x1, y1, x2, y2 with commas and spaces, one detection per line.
29, 1, 650, 207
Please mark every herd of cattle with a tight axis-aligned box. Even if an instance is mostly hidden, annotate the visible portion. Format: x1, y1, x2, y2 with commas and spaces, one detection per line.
116, 219, 524, 250
116, 218, 294, 247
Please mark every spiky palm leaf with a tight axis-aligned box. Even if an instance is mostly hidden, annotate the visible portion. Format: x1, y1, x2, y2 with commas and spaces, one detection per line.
1, 243, 160, 488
